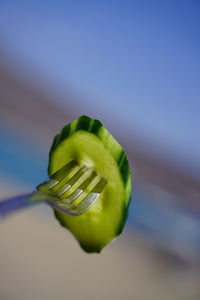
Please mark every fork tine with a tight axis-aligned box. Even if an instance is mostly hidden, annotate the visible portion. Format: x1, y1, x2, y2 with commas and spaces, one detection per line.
70, 178, 107, 215
55, 165, 88, 196
91, 177, 107, 194
36, 160, 78, 191
64, 171, 97, 203
50, 160, 78, 181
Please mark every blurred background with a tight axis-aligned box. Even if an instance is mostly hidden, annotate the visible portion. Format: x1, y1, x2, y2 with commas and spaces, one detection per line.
0, 1, 200, 299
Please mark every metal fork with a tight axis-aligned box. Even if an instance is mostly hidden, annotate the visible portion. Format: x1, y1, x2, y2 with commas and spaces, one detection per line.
0, 160, 107, 218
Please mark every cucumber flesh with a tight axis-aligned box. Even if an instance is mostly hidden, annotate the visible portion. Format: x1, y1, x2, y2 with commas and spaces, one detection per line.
48, 116, 131, 253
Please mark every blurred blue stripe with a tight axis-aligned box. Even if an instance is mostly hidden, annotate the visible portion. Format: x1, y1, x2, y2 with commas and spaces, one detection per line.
0, 125, 47, 186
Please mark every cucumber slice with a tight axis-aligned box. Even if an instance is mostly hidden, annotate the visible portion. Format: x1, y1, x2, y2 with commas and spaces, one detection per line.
48, 115, 131, 253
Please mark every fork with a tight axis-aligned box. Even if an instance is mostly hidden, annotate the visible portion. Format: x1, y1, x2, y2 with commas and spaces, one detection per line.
0, 160, 107, 218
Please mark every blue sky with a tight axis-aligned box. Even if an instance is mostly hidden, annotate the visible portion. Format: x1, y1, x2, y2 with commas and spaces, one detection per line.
0, 0, 200, 176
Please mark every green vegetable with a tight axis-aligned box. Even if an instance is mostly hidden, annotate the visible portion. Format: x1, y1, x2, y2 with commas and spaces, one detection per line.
48, 115, 131, 253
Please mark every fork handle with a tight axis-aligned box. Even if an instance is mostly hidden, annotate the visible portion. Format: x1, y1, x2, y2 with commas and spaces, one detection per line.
0, 193, 37, 218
